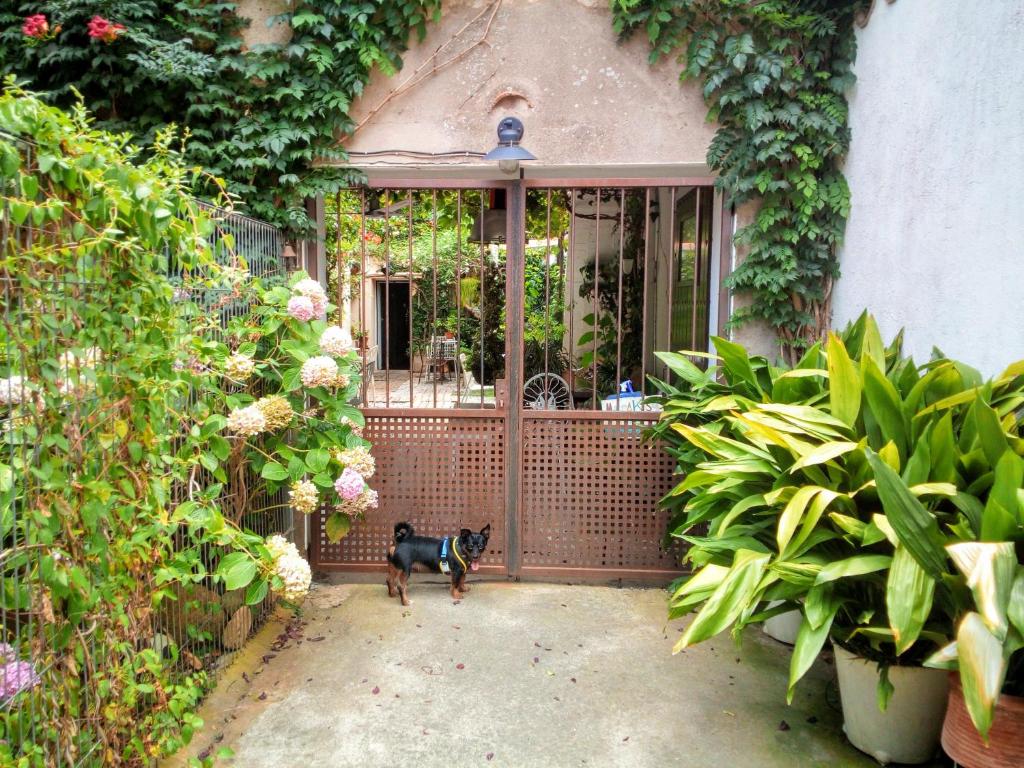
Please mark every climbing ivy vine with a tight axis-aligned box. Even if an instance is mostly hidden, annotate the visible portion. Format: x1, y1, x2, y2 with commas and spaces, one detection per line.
0, 0, 440, 234
613, 0, 862, 361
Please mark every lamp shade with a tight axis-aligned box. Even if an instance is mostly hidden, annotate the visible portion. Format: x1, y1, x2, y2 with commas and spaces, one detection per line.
483, 116, 536, 162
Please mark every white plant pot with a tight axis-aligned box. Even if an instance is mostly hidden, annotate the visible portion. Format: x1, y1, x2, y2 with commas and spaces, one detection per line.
763, 602, 802, 645
833, 645, 949, 765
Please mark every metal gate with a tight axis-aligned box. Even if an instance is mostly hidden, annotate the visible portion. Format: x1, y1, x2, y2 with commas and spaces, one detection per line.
312, 178, 726, 580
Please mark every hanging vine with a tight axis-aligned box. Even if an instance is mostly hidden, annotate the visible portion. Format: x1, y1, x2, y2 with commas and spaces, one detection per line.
613, 0, 863, 362
0, 0, 441, 234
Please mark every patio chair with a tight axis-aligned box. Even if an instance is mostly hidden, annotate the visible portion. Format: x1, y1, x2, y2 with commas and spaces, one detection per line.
419, 336, 457, 382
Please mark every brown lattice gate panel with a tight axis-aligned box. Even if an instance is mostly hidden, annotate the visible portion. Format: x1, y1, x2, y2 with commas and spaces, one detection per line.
519, 412, 682, 579
312, 410, 507, 573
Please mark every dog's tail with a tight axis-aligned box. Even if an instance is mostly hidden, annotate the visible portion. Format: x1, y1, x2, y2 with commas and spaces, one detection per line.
394, 522, 414, 543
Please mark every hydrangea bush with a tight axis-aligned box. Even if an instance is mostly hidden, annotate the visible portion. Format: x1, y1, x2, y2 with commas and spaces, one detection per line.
0, 87, 375, 765
176, 268, 379, 605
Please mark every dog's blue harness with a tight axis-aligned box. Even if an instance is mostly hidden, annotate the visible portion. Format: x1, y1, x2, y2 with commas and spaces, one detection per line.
438, 537, 467, 575
438, 538, 452, 575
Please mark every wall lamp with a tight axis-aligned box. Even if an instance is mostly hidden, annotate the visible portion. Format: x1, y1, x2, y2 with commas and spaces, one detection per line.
483, 116, 535, 174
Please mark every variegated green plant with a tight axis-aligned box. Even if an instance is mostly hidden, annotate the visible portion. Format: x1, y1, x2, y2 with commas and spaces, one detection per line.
649, 312, 1024, 709
924, 542, 1023, 741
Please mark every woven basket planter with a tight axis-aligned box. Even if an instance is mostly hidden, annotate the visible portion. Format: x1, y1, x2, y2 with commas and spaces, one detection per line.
941, 676, 1024, 768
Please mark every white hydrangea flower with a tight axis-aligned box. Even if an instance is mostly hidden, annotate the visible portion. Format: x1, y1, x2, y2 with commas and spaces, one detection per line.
289, 479, 319, 515
265, 534, 312, 601
226, 405, 267, 437
224, 353, 256, 381
340, 415, 364, 438
300, 355, 339, 389
0, 376, 29, 406
335, 487, 378, 516
335, 446, 375, 479
59, 347, 101, 370
331, 371, 350, 389
319, 326, 354, 357
293, 278, 327, 317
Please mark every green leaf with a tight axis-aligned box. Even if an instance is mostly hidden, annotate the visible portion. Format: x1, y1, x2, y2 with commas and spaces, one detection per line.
1009, 570, 1024, 636
325, 511, 351, 542
655, 351, 713, 387
260, 462, 289, 481
712, 336, 761, 393
886, 546, 935, 655
814, 554, 892, 585
245, 579, 269, 605
281, 367, 302, 392
674, 550, 769, 651
217, 552, 257, 591
306, 449, 330, 473
947, 542, 1016, 637
971, 397, 1008, 469
981, 451, 1023, 540
789, 441, 859, 472
867, 451, 948, 578
826, 332, 860, 428
788, 602, 838, 703
956, 612, 1007, 741
863, 357, 908, 460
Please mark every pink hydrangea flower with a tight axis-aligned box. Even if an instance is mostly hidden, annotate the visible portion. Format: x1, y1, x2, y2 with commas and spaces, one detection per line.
287, 295, 315, 321
0, 660, 40, 701
334, 467, 364, 500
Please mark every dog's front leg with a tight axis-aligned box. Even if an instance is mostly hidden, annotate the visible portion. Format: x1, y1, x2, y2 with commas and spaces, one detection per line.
457, 572, 470, 593
450, 577, 463, 601
398, 571, 411, 606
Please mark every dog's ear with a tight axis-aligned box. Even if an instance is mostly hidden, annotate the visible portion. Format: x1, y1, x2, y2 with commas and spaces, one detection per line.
480, 523, 491, 541
460, 527, 472, 540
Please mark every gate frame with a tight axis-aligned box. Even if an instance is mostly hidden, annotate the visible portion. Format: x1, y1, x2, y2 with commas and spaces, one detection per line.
314, 173, 734, 581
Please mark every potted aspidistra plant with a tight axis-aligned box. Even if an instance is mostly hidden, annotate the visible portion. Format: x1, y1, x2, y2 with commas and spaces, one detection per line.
651, 314, 1024, 765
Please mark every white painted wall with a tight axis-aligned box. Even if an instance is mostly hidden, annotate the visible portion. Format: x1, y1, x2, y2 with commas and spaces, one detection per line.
833, 1, 1024, 375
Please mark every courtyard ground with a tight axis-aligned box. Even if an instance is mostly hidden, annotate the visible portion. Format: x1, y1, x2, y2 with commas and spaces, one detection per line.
165, 580, 892, 768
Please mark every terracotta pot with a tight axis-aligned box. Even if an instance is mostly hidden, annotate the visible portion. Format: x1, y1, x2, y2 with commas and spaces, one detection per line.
941, 676, 1024, 768
833, 645, 948, 764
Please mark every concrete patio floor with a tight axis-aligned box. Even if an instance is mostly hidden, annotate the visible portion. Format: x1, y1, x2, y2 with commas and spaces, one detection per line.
166, 580, 896, 768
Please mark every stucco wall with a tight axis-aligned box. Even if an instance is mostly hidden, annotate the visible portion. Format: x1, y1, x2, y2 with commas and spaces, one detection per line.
339, 0, 716, 171
833, 1, 1024, 374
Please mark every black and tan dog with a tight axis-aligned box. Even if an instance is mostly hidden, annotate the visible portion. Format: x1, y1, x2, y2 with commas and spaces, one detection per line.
386, 521, 490, 605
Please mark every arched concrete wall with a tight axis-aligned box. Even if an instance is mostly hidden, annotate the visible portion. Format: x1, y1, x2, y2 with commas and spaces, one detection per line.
833, 1, 1024, 375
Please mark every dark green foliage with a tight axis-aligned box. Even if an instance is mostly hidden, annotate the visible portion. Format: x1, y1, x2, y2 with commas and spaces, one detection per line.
612, 0, 863, 361
0, 0, 440, 234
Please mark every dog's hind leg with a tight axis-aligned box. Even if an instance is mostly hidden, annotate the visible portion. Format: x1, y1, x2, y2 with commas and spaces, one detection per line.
386, 562, 399, 598
397, 570, 411, 606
